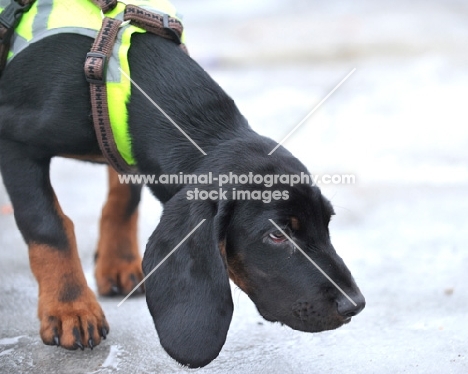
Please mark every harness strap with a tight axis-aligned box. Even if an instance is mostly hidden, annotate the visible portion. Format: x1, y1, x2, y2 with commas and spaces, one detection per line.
124, 5, 188, 54
84, 1, 189, 173
124, 5, 181, 43
84, 17, 135, 174
0, 0, 35, 76
89, 0, 118, 14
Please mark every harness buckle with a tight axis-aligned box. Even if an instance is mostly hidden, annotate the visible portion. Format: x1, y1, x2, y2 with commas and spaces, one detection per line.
0, 0, 33, 45
84, 52, 107, 85
162, 13, 181, 45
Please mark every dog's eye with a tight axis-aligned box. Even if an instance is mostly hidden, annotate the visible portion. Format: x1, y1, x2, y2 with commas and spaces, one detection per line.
269, 230, 289, 243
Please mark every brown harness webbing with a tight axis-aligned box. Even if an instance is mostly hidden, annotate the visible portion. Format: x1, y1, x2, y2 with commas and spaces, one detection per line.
0, 0, 35, 76
89, 0, 118, 14
124, 5, 182, 44
85, 1, 188, 174
84, 17, 133, 174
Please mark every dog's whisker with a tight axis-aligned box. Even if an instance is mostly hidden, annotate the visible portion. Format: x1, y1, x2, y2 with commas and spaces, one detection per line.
331, 204, 352, 212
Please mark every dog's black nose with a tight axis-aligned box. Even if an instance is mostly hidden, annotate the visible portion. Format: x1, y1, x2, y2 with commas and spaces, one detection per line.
337, 294, 366, 318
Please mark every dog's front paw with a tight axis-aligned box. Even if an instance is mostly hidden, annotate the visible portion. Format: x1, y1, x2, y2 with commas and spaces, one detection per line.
38, 287, 109, 350
95, 243, 144, 296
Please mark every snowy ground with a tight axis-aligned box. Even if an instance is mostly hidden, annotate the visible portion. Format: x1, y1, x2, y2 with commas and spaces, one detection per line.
1, 0, 467, 373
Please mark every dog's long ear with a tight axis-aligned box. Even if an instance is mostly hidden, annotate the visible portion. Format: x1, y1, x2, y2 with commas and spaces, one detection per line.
143, 190, 234, 368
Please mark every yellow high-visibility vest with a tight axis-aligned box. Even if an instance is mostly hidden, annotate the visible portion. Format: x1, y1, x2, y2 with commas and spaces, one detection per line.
0, 0, 186, 166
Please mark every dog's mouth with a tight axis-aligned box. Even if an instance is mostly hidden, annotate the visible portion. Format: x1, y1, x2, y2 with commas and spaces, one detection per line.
256, 304, 350, 333
342, 316, 352, 324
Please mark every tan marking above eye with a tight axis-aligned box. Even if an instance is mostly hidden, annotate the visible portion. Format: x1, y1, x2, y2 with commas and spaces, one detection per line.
290, 217, 300, 231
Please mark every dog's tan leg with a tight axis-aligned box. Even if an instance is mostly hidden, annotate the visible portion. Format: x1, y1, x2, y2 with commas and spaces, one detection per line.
30, 198, 109, 349
0, 142, 109, 349
95, 166, 143, 296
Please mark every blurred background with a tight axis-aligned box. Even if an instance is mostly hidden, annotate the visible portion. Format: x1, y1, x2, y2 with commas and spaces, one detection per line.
1, 0, 467, 372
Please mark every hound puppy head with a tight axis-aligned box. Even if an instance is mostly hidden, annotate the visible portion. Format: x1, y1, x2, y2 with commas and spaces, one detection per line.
143, 144, 365, 368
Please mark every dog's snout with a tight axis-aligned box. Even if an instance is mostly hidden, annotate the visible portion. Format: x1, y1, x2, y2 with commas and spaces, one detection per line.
337, 293, 366, 318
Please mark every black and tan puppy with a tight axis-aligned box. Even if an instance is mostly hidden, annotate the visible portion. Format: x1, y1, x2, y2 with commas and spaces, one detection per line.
0, 31, 365, 367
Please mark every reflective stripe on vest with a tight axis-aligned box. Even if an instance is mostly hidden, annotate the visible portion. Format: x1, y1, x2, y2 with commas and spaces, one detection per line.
0, 0, 186, 166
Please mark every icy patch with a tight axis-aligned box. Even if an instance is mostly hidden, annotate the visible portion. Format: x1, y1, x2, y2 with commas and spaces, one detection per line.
101, 345, 123, 370
0, 348, 14, 357
0, 335, 26, 345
